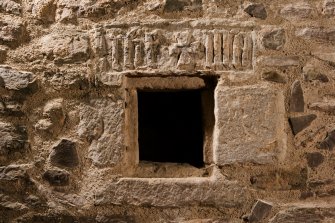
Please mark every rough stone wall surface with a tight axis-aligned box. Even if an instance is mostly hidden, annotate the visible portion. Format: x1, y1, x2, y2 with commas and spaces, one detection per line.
1, 0, 335, 222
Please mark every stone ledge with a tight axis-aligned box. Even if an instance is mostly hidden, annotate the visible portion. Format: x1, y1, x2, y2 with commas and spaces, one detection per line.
94, 168, 246, 208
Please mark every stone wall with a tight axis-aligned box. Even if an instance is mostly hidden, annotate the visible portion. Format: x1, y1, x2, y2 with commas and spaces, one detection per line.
1, 0, 335, 222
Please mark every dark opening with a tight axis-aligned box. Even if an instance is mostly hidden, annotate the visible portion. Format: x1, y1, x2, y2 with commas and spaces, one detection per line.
138, 89, 204, 168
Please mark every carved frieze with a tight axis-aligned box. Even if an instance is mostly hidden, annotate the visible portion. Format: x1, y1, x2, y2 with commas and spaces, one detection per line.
90, 23, 255, 74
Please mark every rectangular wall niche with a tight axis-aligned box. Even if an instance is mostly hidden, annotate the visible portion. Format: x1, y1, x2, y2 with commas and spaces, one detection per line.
138, 90, 204, 167
125, 76, 216, 174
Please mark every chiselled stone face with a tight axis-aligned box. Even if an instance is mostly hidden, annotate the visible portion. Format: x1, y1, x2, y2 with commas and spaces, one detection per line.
1, 0, 335, 222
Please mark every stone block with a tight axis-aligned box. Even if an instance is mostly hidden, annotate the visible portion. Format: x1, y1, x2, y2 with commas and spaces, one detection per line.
261, 28, 286, 50
82, 99, 125, 167
42, 169, 70, 186
262, 71, 286, 83
0, 165, 34, 194
214, 84, 286, 165
0, 67, 36, 92
269, 205, 335, 223
0, 122, 28, 163
0, 0, 21, 15
94, 169, 245, 207
0, 17, 26, 48
280, 2, 315, 19
39, 30, 90, 64
296, 27, 335, 42
289, 114, 316, 135
49, 139, 79, 168
260, 56, 300, 67
244, 3, 267, 20
289, 80, 304, 112
323, 0, 335, 15
318, 129, 335, 151
306, 152, 324, 168
248, 200, 273, 222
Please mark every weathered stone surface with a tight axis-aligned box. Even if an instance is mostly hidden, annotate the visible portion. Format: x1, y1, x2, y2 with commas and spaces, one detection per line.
49, 139, 79, 168
244, 3, 267, 19
0, 46, 7, 63
54, 0, 137, 23
177, 219, 231, 223
43, 98, 65, 123
260, 56, 300, 67
303, 66, 329, 82
38, 30, 90, 64
247, 200, 273, 222
42, 72, 89, 91
318, 129, 335, 150
309, 100, 335, 113
280, 2, 314, 19
35, 98, 65, 137
262, 28, 286, 50
94, 215, 135, 223
311, 49, 335, 64
296, 27, 335, 42
2, 0, 335, 221
0, 122, 28, 162
42, 169, 70, 186
306, 152, 324, 168
84, 99, 124, 166
289, 80, 304, 112
0, 67, 36, 92
95, 169, 246, 207
0, 100, 24, 116
214, 84, 286, 165
77, 105, 104, 143
0, 165, 34, 194
262, 71, 286, 83
0, 0, 21, 15
269, 205, 335, 223
250, 167, 307, 190
164, 0, 202, 13
289, 114, 316, 135
0, 18, 26, 48
31, 0, 57, 22
323, 0, 335, 16
14, 213, 77, 223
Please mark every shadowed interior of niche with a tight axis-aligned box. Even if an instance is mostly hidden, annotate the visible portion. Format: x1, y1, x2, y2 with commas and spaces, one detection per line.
137, 89, 204, 168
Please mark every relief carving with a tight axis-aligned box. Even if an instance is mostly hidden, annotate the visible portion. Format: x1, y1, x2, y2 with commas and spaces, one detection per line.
89, 26, 254, 74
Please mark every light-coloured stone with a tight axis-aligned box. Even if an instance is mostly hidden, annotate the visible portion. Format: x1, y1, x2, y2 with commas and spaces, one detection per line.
31, 0, 56, 22
85, 99, 125, 167
0, 67, 35, 91
35, 99, 65, 137
296, 28, 335, 42
39, 30, 90, 64
77, 105, 104, 143
259, 56, 300, 67
309, 100, 335, 113
95, 168, 246, 207
323, 0, 335, 16
280, 2, 315, 19
0, 0, 21, 15
311, 48, 335, 64
214, 84, 286, 165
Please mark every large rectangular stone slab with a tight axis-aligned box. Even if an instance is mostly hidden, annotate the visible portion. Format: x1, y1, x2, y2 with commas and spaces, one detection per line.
93, 168, 246, 207
214, 84, 286, 165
